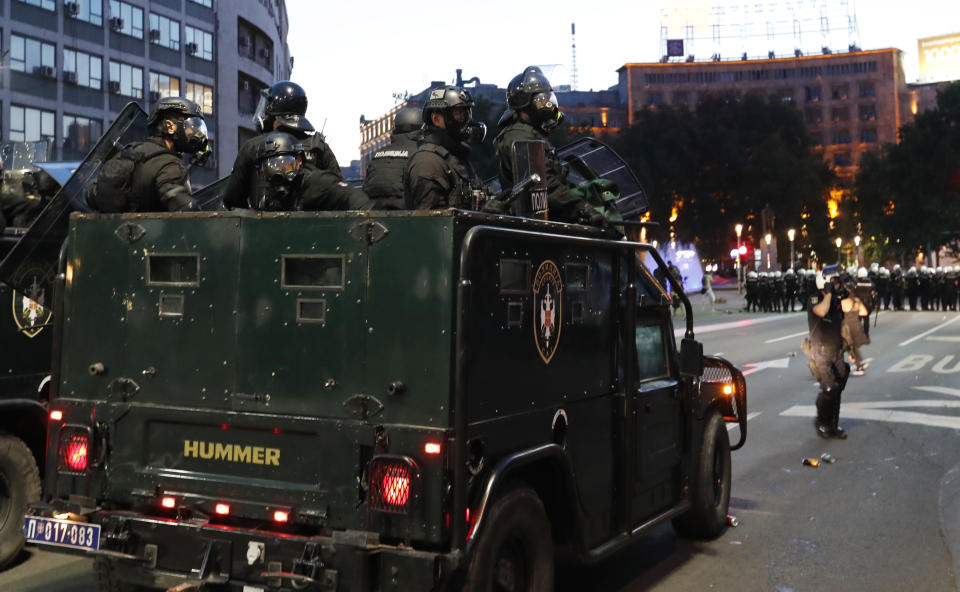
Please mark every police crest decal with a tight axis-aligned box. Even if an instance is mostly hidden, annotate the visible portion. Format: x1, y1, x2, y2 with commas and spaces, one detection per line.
533, 260, 563, 364
10, 263, 54, 338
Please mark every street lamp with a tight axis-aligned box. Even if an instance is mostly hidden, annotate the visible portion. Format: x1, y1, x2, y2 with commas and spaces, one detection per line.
735, 224, 743, 294
764, 233, 772, 270
835, 237, 843, 263
787, 228, 796, 269
854, 235, 861, 267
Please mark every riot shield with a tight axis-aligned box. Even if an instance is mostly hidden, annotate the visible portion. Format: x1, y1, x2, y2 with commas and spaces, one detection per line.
509, 140, 548, 220
557, 138, 648, 219
191, 175, 229, 211
0, 102, 148, 296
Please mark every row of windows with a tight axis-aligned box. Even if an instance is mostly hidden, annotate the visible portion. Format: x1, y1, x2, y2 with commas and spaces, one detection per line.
645, 86, 878, 110
804, 105, 878, 124
19, 0, 211, 15
6, 34, 214, 107
809, 128, 880, 146
7, 104, 103, 160
642, 61, 878, 85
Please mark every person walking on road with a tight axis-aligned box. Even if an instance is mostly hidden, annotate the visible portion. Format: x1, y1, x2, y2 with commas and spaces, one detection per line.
804, 265, 850, 439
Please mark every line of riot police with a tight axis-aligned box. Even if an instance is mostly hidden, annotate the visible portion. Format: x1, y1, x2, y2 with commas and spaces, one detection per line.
743, 263, 960, 315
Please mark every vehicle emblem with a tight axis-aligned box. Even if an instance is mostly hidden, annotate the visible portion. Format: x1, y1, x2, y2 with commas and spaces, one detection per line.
532, 260, 563, 364
10, 263, 54, 338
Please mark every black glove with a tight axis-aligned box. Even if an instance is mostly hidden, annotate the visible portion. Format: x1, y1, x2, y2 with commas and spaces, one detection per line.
481, 198, 509, 214
577, 207, 607, 228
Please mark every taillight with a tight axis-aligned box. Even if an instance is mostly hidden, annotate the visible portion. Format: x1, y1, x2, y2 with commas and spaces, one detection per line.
273, 510, 289, 523
161, 496, 177, 509
49, 410, 63, 422
369, 456, 419, 514
57, 427, 91, 473
215, 503, 230, 516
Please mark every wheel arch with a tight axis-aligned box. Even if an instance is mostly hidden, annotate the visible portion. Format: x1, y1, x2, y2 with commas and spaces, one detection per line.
0, 399, 48, 470
466, 443, 583, 554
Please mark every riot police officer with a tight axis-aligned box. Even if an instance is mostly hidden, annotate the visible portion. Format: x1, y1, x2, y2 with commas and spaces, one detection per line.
248, 133, 370, 212
919, 266, 933, 310
854, 267, 875, 338
224, 81, 342, 209
945, 266, 959, 312
905, 266, 920, 310
744, 271, 759, 312
493, 66, 603, 226
784, 268, 798, 312
891, 264, 905, 310
86, 96, 206, 212
404, 86, 486, 210
807, 265, 850, 438
363, 106, 422, 210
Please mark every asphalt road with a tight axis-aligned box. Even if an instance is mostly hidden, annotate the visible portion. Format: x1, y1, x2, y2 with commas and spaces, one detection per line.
3, 298, 959, 592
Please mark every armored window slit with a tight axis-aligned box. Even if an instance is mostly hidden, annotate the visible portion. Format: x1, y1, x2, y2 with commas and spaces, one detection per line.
565, 263, 590, 291
506, 301, 523, 328
158, 293, 184, 318
297, 298, 327, 323
282, 255, 345, 289
571, 299, 585, 323
499, 259, 531, 294
146, 254, 200, 286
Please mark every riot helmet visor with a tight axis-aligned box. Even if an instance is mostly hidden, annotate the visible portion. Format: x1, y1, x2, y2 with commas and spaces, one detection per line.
253, 91, 269, 132
532, 92, 559, 112
262, 154, 301, 181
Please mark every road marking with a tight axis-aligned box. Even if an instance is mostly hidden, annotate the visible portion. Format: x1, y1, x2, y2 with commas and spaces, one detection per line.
741, 357, 791, 376
727, 411, 761, 431
781, 401, 960, 430
913, 386, 960, 398
899, 315, 960, 346
926, 336, 960, 342
675, 314, 798, 338
764, 331, 809, 344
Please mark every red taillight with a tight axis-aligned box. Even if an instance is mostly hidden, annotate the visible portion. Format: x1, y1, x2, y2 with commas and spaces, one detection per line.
161, 497, 177, 509
273, 510, 289, 523
424, 442, 442, 455
369, 457, 418, 514
215, 503, 230, 516
57, 428, 90, 473
49, 410, 63, 422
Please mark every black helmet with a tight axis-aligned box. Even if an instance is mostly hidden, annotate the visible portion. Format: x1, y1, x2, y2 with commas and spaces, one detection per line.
393, 106, 422, 135
422, 86, 486, 144
506, 66, 565, 132
147, 96, 208, 154
254, 81, 314, 133
252, 132, 305, 210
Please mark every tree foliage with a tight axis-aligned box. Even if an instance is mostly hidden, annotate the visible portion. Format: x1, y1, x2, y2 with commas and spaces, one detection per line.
854, 82, 960, 260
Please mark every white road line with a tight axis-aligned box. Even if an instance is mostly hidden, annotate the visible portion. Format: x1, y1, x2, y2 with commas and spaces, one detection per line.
926, 336, 960, 342
764, 331, 809, 344
913, 386, 960, 398
676, 314, 799, 338
781, 403, 960, 430
727, 411, 761, 431
899, 315, 960, 346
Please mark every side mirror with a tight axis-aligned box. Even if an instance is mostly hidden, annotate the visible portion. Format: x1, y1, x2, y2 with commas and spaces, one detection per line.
679, 338, 703, 378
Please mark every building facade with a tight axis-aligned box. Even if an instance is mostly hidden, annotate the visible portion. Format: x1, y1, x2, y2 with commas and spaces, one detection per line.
618, 48, 911, 181
0, 0, 290, 186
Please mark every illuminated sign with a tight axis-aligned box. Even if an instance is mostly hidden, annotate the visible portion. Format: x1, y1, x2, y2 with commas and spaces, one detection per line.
918, 33, 960, 83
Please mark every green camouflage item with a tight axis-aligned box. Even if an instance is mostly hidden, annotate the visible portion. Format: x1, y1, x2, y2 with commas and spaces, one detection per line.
571, 179, 624, 222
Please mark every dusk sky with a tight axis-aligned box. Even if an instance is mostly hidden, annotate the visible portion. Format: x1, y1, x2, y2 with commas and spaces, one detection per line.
286, 0, 960, 166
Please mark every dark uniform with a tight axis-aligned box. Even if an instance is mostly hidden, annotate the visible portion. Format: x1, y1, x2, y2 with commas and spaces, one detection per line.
0, 191, 44, 230
86, 97, 206, 213
300, 170, 370, 211
807, 275, 850, 438
224, 130, 340, 209
890, 266, 905, 310
784, 269, 799, 312
404, 129, 481, 210
404, 86, 486, 210
362, 106, 421, 210
853, 274, 875, 338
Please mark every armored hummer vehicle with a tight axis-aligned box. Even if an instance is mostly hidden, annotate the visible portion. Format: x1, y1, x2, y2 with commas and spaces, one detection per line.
11, 108, 748, 591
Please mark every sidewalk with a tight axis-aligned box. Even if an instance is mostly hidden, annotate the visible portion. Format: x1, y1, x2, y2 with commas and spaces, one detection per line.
684, 286, 750, 320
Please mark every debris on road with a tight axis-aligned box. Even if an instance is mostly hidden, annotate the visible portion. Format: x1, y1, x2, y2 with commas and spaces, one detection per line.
802, 457, 820, 467
820, 453, 836, 464
727, 514, 740, 527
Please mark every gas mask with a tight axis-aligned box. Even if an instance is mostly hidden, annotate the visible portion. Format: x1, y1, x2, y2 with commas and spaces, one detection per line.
167, 116, 209, 154
530, 92, 565, 132
253, 154, 303, 211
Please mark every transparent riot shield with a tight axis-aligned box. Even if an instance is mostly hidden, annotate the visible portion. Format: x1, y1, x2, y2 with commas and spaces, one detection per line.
509, 140, 548, 220
0, 102, 148, 297
557, 138, 648, 219
191, 175, 229, 211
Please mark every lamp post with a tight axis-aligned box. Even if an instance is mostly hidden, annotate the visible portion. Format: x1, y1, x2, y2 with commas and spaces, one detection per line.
854, 235, 861, 267
835, 237, 843, 264
764, 233, 772, 270
735, 224, 743, 294
787, 228, 796, 269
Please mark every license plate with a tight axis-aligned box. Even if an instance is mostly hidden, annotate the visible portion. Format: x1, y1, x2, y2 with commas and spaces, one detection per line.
23, 516, 100, 552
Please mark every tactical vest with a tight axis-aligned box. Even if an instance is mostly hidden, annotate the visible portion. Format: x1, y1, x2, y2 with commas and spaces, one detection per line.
364, 137, 416, 201
416, 142, 480, 209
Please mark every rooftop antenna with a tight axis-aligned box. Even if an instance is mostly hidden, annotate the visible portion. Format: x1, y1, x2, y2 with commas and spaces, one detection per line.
570, 23, 578, 91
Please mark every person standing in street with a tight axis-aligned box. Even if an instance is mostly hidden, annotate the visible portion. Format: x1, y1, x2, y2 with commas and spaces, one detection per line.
805, 265, 850, 439
701, 264, 716, 312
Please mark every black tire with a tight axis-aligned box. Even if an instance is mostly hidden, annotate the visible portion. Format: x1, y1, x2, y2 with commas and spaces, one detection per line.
672, 410, 731, 539
0, 433, 41, 570
463, 487, 554, 592
94, 558, 155, 592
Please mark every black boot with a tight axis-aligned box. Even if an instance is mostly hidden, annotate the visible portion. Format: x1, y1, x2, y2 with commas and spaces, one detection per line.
831, 397, 847, 439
